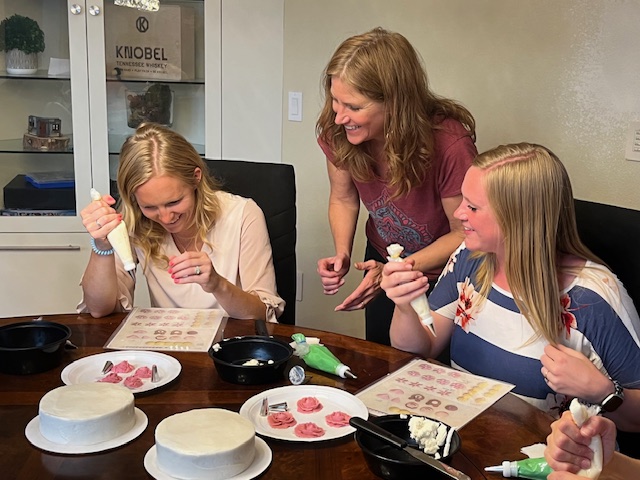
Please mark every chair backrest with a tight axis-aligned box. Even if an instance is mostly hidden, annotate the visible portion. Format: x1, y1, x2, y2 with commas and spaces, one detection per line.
574, 198, 640, 458
574, 199, 640, 311
206, 159, 297, 325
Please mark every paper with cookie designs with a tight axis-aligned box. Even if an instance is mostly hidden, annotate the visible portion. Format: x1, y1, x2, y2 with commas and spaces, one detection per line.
356, 358, 514, 428
104, 307, 224, 352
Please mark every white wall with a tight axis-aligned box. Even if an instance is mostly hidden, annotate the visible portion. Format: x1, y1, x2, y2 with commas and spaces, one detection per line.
282, 0, 640, 338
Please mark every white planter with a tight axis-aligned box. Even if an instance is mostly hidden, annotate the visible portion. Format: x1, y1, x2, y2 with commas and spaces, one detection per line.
5, 49, 38, 75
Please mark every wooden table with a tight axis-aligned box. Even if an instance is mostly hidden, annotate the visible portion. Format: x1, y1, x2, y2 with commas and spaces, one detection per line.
0, 313, 554, 479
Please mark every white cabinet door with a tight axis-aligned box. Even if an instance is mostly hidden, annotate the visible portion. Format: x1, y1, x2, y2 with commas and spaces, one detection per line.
0, 233, 86, 317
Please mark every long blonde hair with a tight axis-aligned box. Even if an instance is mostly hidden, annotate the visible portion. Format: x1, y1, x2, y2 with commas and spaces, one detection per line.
471, 143, 603, 343
117, 123, 221, 267
316, 27, 475, 198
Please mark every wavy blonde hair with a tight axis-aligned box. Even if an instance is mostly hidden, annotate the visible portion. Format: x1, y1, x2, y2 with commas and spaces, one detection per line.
116, 123, 221, 268
471, 143, 604, 343
316, 27, 475, 198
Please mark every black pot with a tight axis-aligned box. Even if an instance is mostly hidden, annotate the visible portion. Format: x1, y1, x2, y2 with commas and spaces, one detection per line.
208, 321, 293, 385
0, 321, 71, 375
354, 415, 461, 480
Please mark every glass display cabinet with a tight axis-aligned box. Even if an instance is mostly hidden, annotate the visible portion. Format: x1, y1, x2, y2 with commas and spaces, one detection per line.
0, 0, 215, 315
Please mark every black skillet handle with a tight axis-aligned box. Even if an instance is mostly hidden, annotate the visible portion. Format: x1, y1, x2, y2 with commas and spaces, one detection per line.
349, 417, 408, 449
254, 319, 270, 337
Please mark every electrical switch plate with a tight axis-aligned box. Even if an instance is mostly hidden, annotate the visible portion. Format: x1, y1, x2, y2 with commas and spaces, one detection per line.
296, 271, 303, 301
288, 92, 302, 122
624, 121, 640, 162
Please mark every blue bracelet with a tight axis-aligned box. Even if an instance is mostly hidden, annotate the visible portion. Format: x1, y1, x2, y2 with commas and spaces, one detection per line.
90, 237, 114, 256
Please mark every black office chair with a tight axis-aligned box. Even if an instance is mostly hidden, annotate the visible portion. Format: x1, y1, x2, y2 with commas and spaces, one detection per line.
206, 159, 297, 325
574, 198, 640, 458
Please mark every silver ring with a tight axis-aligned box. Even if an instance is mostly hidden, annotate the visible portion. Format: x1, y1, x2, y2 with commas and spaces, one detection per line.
96, 219, 102, 228
195, 265, 201, 275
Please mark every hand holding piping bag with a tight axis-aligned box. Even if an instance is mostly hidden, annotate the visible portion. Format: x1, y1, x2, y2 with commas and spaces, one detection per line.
90, 188, 136, 279
291, 333, 356, 379
386, 244, 436, 336
568, 399, 603, 479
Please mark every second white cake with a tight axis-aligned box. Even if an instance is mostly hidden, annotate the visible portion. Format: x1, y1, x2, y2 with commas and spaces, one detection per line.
155, 408, 256, 480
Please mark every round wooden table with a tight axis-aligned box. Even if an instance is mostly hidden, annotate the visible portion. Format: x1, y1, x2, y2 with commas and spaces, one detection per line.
0, 313, 553, 479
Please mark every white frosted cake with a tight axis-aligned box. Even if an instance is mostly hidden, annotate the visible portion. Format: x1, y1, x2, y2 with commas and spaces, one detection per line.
155, 408, 256, 480
38, 383, 136, 446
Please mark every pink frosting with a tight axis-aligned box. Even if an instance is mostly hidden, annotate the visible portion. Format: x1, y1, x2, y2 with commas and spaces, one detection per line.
294, 422, 325, 438
124, 375, 144, 389
296, 396, 323, 413
98, 372, 122, 383
267, 412, 297, 429
325, 411, 351, 427
133, 366, 153, 379
112, 360, 135, 373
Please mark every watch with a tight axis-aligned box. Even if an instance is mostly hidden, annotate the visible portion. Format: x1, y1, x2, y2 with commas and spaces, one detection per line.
600, 379, 624, 412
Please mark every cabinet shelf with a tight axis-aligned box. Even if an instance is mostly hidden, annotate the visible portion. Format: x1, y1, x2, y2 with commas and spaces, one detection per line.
0, 136, 204, 156
0, 70, 70, 81
106, 76, 204, 85
0, 138, 72, 154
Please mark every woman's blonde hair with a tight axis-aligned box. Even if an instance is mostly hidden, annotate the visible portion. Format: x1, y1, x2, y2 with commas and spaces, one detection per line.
471, 143, 603, 343
116, 123, 221, 267
316, 27, 475, 198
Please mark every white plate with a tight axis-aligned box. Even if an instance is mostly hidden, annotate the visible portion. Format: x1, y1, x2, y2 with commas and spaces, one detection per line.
144, 437, 272, 480
61, 350, 181, 394
239, 385, 368, 442
25, 407, 148, 454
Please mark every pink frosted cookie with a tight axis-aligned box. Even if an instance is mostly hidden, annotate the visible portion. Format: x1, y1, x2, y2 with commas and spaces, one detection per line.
325, 411, 351, 427
294, 422, 325, 438
133, 366, 153, 379
112, 360, 135, 373
296, 396, 323, 413
98, 372, 122, 383
267, 412, 297, 429
124, 376, 144, 389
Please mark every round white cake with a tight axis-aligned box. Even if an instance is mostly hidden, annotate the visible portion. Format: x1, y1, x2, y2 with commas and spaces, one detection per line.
155, 408, 256, 480
38, 383, 136, 446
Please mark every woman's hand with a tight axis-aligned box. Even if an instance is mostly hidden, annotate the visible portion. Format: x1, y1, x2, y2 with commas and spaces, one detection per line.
81, 193, 121, 242
540, 344, 613, 403
545, 411, 617, 476
380, 259, 430, 306
334, 260, 383, 311
169, 251, 220, 290
317, 253, 351, 295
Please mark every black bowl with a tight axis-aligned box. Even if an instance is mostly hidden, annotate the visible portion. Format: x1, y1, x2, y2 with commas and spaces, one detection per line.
355, 414, 461, 480
0, 321, 71, 375
208, 335, 293, 385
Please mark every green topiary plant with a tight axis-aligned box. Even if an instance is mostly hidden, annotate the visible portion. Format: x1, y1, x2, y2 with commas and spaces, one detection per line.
0, 14, 45, 54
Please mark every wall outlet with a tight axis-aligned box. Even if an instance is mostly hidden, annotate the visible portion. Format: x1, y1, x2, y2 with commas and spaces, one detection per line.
624, 121, 640, 162
296, 271, 303, 302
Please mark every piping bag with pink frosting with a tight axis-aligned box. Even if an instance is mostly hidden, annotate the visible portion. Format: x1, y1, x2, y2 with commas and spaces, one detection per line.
386, 244, 436, 336
90, 188, 136, 279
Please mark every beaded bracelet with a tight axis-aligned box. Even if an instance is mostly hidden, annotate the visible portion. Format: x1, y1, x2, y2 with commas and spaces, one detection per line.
90, 237, 114, 256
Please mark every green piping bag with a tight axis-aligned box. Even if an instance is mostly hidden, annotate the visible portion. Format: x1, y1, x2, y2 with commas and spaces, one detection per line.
485, 458, 553, 479
291, 333, 356, 379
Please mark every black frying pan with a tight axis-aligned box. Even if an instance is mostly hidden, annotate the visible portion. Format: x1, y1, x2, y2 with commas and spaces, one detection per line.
0, 321, 71, 375
208, 320, 293, 385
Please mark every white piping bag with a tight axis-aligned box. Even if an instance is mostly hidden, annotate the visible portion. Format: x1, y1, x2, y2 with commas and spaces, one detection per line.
569, 398, 603, 479
90, 188, 136, 279
386, 243, 436, 336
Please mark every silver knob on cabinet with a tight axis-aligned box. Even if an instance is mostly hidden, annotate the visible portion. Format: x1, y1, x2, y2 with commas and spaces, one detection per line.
70, 4, 82, 14
89, 5, 101, 16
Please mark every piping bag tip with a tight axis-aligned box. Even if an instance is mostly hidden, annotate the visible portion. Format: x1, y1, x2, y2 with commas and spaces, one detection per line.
344, 370, 357, 379
484, 466, 503, 472
423, 322, 437, 337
